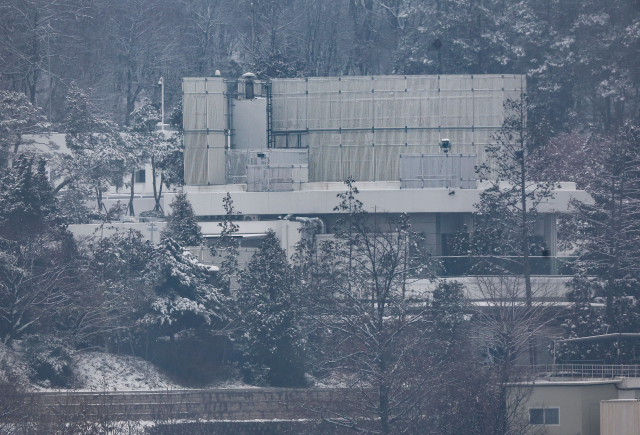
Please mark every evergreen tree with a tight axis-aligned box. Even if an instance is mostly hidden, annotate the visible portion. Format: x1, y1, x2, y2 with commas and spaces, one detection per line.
565, 125, 640, 331
213, 192, 239, 295
430, 280, 467, 339
473, 95, 555, 366
475, 95, 554, 305
0, 91, 49, 164
143, 238, 230, 338
82, 229, 155, 349
0, 155, 78, 344
161, 192, 203, 247
237, 230, 305, 387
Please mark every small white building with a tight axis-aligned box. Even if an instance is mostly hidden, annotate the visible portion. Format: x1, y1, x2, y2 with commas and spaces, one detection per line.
511, 375, 640, 435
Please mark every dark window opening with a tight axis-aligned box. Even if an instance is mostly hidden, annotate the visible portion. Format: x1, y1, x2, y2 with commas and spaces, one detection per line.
135, 170, 146, 183
245, 81, 254, 99
529, 408, 559, 425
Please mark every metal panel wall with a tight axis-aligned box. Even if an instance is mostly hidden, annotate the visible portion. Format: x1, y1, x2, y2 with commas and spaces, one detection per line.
400, 154, 477, 189
226, 149, 308, 184
183, 78, 227, 185
246, 165, 309, 192
270, 75, 524, 183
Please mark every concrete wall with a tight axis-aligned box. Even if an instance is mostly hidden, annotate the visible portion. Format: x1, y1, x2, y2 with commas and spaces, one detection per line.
68, 220, 303, 259
521, 381, 618, 435
175, 183, 588, 217
26, 388, 361, 422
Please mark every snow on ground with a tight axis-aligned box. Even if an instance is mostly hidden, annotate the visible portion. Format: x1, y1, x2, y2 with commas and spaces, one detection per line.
0, 342, 31, 388
72, 352, 181, 391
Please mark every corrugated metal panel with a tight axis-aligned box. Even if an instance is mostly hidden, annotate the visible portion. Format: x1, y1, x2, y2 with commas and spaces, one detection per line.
268, 75, 524, 182
400, 154, 477, 189
184, 132, 207, 185
207, 134, 226, 185
226, 150, 308, 184
183, 75, 525, 184
601, 400, 640, 435
246, 164, 308, 192
182, 78, 227, 185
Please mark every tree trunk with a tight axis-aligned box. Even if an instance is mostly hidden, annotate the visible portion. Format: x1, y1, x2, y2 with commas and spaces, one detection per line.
128, 171, 135, 216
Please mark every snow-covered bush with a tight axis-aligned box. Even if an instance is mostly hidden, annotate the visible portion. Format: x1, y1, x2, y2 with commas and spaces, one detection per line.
23, 334, 73, 387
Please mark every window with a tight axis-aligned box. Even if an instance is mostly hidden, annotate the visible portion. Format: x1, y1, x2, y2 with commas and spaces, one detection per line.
135, 170, 146, 183
529, 407, 559, 425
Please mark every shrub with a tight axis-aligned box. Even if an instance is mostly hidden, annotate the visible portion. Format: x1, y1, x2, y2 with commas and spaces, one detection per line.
23, 334, 73, 388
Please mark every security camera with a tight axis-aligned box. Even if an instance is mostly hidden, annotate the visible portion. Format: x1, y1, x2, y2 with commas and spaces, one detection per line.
440, 138, 451, 153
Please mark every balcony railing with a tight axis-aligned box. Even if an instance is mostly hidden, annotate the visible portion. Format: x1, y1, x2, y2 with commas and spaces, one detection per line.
419, 256, 577, 277
521, 364, 640, 379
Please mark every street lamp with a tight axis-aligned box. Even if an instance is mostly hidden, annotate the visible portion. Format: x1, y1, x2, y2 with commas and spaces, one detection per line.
158, 77, 164, 132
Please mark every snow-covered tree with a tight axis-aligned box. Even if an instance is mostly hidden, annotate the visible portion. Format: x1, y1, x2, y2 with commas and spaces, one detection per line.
304, 179, 445, 435
57, 84, 128, 216
566, 126, 640, 327
212, 192, 239, 295
80, 229, 155, 349
161, 192, 203, 247
142, 238, 230, 339
236, 230, 305, 387
145, 133, 182, 214
0, 91, 49, 164
473, 95, 556, 366
0, 155, 78, 344
475, 95, 554, 305
123, 104, 157, 216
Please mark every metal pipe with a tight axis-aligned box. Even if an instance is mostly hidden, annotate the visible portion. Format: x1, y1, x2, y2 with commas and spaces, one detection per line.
282, 214, 325, 234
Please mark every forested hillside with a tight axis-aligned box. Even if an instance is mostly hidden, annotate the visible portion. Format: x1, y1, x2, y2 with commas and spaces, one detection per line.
1, 0, 639, 133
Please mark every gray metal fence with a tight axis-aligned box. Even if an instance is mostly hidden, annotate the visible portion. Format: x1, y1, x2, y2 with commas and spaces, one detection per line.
247, 164, 308, 192
399, 153, 476, 189
524, 364, 640, 379
226, 149, 308, 184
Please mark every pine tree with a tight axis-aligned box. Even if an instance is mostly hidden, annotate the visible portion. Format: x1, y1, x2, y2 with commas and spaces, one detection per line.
474, 95, 555, 366
567, 126, 640, 326
475, 95, 554, 305
142, 238, 230, 338
161, 192, 203, 247
213, 193, 239, 295
237, 230, 305, 387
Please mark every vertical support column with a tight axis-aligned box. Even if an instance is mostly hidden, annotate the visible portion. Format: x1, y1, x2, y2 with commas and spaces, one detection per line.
544, 213, 558, 275
435, 213, 442, 256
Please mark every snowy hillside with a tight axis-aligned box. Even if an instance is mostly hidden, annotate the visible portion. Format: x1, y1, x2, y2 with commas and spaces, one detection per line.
72, 352, 180, 391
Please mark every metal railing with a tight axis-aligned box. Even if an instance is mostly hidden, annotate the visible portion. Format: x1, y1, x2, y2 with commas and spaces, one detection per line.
523, 364, 640, 379
417, 256, 577, 277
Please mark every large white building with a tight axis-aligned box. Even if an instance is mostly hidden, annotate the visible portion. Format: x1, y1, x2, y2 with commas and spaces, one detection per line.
170, 74, 589, 270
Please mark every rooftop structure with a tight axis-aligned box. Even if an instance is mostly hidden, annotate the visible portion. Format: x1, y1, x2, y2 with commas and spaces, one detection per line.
176, 74, 590, 279
182, 74, 525, 186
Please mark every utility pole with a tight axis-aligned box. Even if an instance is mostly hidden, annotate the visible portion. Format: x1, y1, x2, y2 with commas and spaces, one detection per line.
251, 3, 255, 62
158, 77, 164, 132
